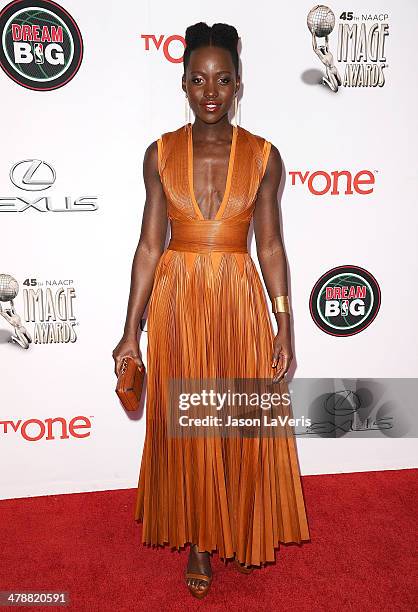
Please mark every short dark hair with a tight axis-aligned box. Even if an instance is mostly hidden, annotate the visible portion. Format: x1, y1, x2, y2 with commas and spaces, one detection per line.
183, 22, 239, 77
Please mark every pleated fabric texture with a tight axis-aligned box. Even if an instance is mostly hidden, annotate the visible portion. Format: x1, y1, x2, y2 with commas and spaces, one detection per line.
134, 123, 310, 566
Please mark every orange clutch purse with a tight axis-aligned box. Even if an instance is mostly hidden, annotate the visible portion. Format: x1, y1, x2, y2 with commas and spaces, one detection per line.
115, 356, 145, 412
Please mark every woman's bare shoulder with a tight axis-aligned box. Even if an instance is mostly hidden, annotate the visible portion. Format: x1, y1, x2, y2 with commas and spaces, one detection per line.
239, 124, 279, 153
239, 125, 281, 171
143, 124, 185, 166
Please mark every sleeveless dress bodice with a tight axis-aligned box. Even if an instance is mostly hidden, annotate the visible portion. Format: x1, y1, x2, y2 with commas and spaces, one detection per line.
155, 123, 272, 275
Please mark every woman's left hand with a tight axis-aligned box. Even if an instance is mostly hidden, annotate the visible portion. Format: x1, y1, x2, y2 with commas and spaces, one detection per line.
271, 328, 293, 383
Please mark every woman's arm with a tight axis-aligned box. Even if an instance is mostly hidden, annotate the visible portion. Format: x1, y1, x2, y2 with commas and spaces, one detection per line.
112, 140, 168, 376
253, 144, 292, 382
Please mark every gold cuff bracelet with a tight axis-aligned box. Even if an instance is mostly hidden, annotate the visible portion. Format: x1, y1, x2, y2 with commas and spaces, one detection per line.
272, 295, 290, 314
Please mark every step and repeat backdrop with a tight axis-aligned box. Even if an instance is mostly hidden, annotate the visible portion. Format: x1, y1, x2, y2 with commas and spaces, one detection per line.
1, 1, 417, 499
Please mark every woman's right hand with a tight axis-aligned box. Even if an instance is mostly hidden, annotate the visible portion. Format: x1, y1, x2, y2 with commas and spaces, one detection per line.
112, 335, 144, 377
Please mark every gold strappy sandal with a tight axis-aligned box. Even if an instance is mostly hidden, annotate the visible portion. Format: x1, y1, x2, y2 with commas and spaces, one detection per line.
185, 571, 213, 599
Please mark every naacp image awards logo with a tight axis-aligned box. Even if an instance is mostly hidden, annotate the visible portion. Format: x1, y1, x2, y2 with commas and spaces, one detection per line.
0, 273, 79, 347
307, 4, 389, 91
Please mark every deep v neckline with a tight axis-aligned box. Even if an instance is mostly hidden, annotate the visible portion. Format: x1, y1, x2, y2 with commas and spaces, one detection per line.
187, 122, 238, 221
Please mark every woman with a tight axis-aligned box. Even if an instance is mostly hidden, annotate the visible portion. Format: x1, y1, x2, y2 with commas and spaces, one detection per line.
113, 22, 310, 599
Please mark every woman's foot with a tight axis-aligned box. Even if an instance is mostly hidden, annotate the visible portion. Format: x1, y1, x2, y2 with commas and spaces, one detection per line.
234, 558, 253, 573
185, 544, 212, 597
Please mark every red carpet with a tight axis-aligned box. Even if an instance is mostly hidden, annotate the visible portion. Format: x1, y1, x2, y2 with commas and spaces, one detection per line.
2, 469, 416, 611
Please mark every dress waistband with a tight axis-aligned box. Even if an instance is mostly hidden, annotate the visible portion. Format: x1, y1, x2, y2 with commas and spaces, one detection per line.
168, 218, 249, 253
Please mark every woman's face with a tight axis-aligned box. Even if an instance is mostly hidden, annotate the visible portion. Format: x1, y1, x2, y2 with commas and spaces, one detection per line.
183, 46, 240, 124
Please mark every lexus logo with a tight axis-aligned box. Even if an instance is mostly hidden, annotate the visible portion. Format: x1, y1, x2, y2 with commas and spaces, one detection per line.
2, 159, 98, 212
10, 159, 56, 191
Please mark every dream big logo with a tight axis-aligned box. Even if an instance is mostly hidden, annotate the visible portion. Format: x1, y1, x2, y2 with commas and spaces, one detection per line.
0, 0, 83, 91
309, 265, 381, 336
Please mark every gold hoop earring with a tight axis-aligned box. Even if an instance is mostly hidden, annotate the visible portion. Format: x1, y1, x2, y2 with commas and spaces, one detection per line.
185, 94, 191, 125
233, 95, 239, 127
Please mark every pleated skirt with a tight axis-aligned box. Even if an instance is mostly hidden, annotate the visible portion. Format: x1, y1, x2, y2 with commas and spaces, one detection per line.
134, 249, 310, 566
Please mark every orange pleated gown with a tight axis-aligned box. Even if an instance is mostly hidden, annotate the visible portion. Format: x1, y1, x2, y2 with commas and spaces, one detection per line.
134, 122, 310, 566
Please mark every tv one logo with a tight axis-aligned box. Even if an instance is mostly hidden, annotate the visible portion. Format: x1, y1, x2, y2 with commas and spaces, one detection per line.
289, 170, 376, 195
141, 34, 185, 63
0, 416, 92, 441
